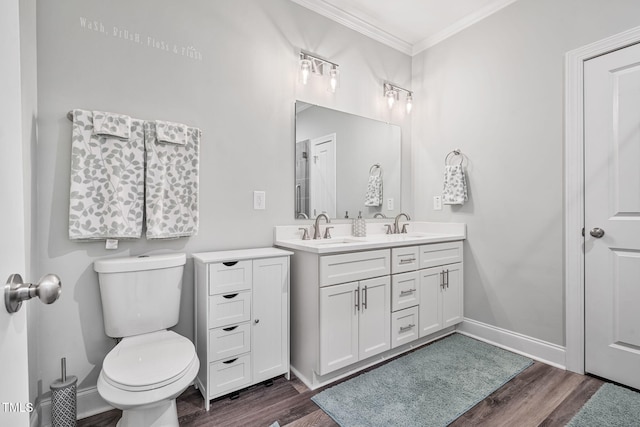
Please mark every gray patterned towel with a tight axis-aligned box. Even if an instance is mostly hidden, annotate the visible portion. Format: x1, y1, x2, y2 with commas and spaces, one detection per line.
442, 164, 468, 205
364, 167, 383, 207
155, 119, 187, 145
144, 121, 200, 239
92, 110, 131, 139
68, 109, 144, 240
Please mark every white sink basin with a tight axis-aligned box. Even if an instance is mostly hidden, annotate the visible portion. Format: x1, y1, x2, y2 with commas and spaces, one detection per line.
300, 237, 363, 245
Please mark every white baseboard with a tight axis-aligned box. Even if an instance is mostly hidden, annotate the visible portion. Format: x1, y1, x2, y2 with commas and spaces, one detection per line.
457, 318, 566, 369
31, 386, 113, 427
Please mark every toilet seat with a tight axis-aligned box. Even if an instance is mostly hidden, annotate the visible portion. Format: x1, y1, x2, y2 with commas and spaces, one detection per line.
102, 330, 196, 392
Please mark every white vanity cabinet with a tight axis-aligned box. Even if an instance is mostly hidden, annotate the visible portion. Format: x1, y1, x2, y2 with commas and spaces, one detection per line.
282, 233, 464, 390
319, 275, 391, 375
193, 248, 292, 411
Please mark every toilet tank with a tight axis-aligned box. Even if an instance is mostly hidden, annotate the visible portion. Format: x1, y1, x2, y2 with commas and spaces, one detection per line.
94, 253, 186, 338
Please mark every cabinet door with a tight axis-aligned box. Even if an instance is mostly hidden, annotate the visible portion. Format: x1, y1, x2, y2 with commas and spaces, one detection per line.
252, 257, 289, 383
358, 276, 391, 360
418, 266, 443, 338
442, 263, 463, 328
319, 281, 359, 375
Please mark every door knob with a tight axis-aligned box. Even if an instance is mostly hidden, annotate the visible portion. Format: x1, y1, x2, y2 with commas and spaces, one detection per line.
4, 273, 62, 313
589, 228, 605, 238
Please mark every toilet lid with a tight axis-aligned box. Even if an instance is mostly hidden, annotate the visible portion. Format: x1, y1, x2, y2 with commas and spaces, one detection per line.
102, 330, 196, 391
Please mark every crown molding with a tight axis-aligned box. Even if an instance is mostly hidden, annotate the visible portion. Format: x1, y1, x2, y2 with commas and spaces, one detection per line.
291, 0, 519, 57
412, 0, 519, 55
289, 0, 413, 55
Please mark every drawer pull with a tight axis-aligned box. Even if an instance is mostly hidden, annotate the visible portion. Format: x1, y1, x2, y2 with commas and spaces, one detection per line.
223, 293, 239, 299
222, 261, 239, 267
222, 326, 238, 332
399, 258, 416, 265
399, 288, 416, 296
222, 358, 238, 364
399, 324, 416, 332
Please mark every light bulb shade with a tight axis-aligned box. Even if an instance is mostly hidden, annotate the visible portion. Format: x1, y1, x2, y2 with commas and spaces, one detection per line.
328, 67, 340, 93
300, 58, 311, 85
386, 90, 396, 109
406, 94, 413, 114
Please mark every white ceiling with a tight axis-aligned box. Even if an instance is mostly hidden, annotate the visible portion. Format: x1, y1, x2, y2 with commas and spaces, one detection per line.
290, 0, 519, 56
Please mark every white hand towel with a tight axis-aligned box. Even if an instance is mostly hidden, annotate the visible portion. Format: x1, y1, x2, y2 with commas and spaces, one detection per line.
68, 109, 144, 240
155, 119, 187, 145
442, 164, 468, 205
144, 121, 200, 239
92, 110, 131, 139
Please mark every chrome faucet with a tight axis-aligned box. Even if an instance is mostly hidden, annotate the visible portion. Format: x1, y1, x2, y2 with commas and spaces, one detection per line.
313, 213, 330, 239
393, 213, 411, 234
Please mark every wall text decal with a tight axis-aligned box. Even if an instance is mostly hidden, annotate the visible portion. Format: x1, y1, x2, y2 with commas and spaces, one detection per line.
79, 16, 203, 61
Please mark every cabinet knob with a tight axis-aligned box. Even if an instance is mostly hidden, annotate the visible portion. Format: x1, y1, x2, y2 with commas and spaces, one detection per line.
254, 319, 260, 324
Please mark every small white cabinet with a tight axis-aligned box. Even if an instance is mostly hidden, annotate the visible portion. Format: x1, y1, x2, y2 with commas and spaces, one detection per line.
194, 248, 292, 410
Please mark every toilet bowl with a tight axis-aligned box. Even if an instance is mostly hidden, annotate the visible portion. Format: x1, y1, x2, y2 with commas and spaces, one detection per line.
94, 253, 199, 427
97, 330, 199, 427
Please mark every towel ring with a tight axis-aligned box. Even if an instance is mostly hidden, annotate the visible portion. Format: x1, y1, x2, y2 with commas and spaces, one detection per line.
369, 163, 382, 175
445, 149, 463, 166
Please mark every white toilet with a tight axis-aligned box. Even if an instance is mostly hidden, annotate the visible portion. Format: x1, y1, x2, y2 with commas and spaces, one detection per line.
94, 253, 199, 427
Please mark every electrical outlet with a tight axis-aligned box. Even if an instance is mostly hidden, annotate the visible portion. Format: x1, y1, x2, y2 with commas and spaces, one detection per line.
253, 191, 266, 210
387, 198, 394, 210
433, 195, 442, 211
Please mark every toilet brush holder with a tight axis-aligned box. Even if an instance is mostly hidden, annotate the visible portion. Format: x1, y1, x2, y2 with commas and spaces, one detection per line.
50, 358, 77, 427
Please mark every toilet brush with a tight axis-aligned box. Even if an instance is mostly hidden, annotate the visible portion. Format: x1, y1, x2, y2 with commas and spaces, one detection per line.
50, 358, 77, 427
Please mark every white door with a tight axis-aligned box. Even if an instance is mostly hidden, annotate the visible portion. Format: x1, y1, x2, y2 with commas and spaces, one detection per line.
0, 0, 31, 424
584, 42, 640, 390
358, 276, 390, 360
309, 133, 336, 218
252, 257, 289, 383
319, 281, 358, 375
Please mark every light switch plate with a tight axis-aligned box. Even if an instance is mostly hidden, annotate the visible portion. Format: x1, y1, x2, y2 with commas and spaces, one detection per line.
387, 198, 394, 210
433, 195, 442, 211
253, 191, 266, 210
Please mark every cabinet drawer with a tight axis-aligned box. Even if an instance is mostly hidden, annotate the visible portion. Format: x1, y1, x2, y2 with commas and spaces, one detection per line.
391, 246, 419, 274
209, 291, 251, 328
391, 306, 419, 349
209, 323, 251, 362
391, 271, 419, 312
319, 249, 390, 286
419, 241, 463, 269
208, 354, 251, 398
209, 260, 252, 295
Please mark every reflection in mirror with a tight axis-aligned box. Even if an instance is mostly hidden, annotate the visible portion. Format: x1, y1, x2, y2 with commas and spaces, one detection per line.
295, 102, 401, 220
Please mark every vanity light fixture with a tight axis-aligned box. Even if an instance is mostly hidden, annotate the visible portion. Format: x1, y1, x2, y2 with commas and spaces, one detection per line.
299, 51, 340, 92
384, 82, 413, 114
328, 66, 340, 93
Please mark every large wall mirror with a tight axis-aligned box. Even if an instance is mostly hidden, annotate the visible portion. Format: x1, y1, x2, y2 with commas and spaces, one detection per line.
295, 101, 401, 220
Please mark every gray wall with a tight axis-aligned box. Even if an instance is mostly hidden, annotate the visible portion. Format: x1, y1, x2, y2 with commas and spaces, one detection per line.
33, 0, 411, 403
412, 0, 640, 346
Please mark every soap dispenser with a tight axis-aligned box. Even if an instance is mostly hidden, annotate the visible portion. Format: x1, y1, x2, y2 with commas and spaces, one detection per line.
352, 211, 366, 237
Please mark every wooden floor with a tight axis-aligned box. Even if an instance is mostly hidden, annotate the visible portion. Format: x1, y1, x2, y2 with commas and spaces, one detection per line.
79, 353, 604, 427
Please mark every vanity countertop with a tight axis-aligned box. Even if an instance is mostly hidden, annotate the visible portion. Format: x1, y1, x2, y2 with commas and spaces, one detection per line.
274, 221, 466, 254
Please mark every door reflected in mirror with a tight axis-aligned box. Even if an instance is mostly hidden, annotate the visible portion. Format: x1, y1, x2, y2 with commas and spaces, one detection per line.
295, 101, 401, 220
